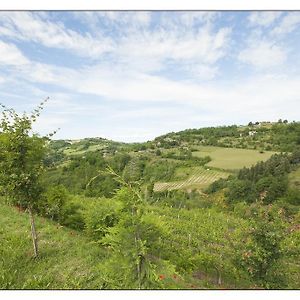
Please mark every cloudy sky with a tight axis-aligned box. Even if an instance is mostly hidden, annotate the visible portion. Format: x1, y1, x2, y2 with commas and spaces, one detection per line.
0, 11, 299, 142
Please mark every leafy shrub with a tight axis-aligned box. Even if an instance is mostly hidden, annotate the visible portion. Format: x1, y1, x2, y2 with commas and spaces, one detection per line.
60, 202, 85, 230
43, 185, 69, 220
84, 198, 121, 240
42, 186, 84, 230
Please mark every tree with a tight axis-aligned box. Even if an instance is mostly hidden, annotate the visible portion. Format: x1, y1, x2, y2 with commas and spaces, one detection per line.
98, 167, 168, 289
44, 185, 69, 220
236, 205, 286, 288
0, 98, 52, 257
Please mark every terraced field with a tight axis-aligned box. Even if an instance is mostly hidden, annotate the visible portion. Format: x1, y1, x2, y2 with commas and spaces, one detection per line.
154, 167, 229, 192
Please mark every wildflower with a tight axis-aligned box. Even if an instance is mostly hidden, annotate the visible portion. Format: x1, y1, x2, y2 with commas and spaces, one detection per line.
159, 274, 165, 280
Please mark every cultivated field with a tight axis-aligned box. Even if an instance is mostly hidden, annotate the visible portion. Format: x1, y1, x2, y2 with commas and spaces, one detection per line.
154, 167, 229, 192
193, 146, 277, 170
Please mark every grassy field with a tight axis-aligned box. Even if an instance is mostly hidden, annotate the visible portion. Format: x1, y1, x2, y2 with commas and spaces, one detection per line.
0, 199, 107, 289
63, 144, 104, 156
193, 146, 277, 170
154, 167, 229, 192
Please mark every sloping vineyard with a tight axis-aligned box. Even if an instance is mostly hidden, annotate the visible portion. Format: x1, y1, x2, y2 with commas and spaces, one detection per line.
154, 167, 229, 192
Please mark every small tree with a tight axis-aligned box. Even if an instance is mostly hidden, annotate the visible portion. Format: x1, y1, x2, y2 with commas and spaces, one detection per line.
0, 98, 52, 257
237, 204, 286, 288
96, 167, 171, 289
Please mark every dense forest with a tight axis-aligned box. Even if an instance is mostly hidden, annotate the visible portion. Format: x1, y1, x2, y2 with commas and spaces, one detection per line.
0, 104, 300, 289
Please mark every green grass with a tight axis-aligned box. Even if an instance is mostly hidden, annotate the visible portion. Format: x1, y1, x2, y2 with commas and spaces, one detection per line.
289, 167, 300, 190
193, 146, 277, 170
154, 167, 229, 192
0, 199, 106, 289
63, 144, 104, 157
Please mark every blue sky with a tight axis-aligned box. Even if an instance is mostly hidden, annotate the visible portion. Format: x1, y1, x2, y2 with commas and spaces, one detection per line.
0, 11, 299, 142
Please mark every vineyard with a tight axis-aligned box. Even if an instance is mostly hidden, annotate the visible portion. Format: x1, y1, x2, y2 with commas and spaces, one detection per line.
154, 167, 229, 192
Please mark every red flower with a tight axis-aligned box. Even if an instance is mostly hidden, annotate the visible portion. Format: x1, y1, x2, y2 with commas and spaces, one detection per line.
173, 274, 177, 279
159, 275, 165, 280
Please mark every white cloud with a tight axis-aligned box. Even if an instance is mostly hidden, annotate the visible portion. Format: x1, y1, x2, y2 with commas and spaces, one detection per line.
2, 53, 299, 141
0, 12, 113, 58
238, 41, 286, 69
248, 12, 283, 27
0, 12, 299, 142
0, 12, 231, 79
115, 25, 231, 77
58, 69, 300, 141
72, 11, 152, 35
184, 64, 218, 80
271, 12, 300, 36
0, 40, 29, 65
98, 11, 151, 27
26, 62, 298, 116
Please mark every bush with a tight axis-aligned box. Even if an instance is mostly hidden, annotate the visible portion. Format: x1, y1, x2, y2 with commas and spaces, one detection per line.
42, 185, 85, 230
84, 198, 121, 240
60, 202, 85, 230
43, 185, 69, 220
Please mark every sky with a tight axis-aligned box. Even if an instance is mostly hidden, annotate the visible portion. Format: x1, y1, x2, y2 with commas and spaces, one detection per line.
0, 11, 299, 142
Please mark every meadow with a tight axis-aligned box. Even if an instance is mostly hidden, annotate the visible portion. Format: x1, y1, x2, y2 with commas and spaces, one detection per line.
0, 198, 106, 289
192, 146, 277, 170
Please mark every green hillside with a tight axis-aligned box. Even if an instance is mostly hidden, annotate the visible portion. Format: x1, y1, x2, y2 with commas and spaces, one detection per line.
1, 117, 300, 290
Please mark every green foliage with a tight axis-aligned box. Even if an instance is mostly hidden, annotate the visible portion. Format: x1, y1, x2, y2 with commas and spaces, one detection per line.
151, 189, 213, 209
205, 177, 230, 194
1, 116, 300, 289
59, 201, 85, 230
235, 205, 287, 288
98, 187, 166, 289
226, 179, 257, 204
143, 159, 177, 181
91, 167, 180, 289
207, 151, 300, 206
0, 101, 49, 209
42, 152, 121, 198
39, 186, 85, 230
123, 157, 146, 182
83, 198, 121, 240
43, 185, 69, 220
